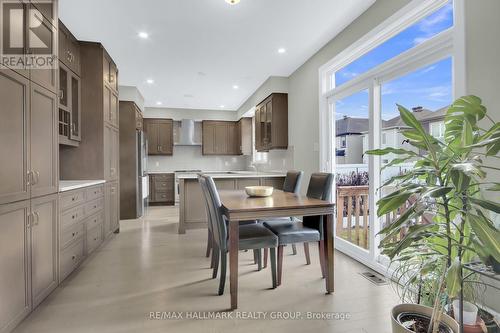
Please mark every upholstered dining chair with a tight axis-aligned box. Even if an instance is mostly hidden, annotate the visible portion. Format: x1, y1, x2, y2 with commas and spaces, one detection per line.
200, 175, 261, 271
261, 170, 303, 267
199, 175, 278, 295
262, 172, 333, 286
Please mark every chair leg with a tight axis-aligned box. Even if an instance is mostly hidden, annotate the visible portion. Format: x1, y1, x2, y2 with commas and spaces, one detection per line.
291, 244, 297, 255
263, 248, 268, 269
277, 245, 284, 286
253, 249, 258, 264
304, 243, 311, 265
210, 245, 215, 269
270, 248, 277, 289
257, 249, 262, 271
212, 244, 220, 279
218, 252, 227, 295
318, 240, 326, 278
205, 229, 212, 258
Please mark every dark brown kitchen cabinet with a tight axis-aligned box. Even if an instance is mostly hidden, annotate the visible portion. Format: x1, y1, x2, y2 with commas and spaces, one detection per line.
58, 61, 81, 146
202, 121, 241, 155
0, 69, 58, 206
144, 119, 173, 155
58, 20, 81, 146
0, 200, 31, 333
255, 93, 288, 152
30, 194, 58, 308
58, 20, 80, 76
30, 82, 58, 198
60, 41, 120, 184
149, 174, 175, 205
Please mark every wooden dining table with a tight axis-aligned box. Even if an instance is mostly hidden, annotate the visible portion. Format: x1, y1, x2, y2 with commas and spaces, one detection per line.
218, 189, 336, 310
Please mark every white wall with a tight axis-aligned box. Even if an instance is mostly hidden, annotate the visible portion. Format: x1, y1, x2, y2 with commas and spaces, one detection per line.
147, 146, 249, 172
119, 85, 145, 111
463, 0, 500, 313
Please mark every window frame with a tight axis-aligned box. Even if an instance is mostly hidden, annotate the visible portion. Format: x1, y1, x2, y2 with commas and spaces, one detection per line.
318, 0, 466, 273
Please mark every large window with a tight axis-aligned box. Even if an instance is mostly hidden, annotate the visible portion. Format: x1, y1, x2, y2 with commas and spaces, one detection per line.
319, 0, 461, 268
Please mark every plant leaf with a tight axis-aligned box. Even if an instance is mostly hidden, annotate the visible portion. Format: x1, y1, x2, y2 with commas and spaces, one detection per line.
469, 213, 500, 262
366, 147, 418, 156
470, 197, 500, 214
446, 258, 462, 298
377, 192, 413, 217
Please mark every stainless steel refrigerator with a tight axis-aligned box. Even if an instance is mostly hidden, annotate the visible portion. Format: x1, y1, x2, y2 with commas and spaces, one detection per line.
137, 131, 148, 217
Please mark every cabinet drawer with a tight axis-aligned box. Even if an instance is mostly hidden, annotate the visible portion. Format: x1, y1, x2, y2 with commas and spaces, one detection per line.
60, 189, 86, 210
86, 224, 102, 255
60, 223, 84, 250
151, 174, 173, 181
60, 238, 84, 281
85, 185, 104, 201
85, 211, 104, 231
61, 206, 85, 230
85, 198, 104, 217
154, 180, 173, 191
153, 191, 172, 202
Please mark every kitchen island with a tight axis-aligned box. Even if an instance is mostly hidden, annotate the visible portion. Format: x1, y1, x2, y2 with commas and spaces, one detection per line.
177, 171, 286, 233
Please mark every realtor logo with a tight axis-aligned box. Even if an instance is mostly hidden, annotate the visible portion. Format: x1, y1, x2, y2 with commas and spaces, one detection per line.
1, 0, 56, 69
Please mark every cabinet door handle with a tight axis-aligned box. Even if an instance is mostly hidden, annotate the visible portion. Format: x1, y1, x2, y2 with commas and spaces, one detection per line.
27, 171, 32, 186
59, 89, 64, 100
34, 212, 40, 226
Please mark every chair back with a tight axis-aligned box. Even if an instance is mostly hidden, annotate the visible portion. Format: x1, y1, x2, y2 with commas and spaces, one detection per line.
303, 173, 334, 236
198, 175, 213, 233
203, 176, 228, 251
282, 170, 303, 194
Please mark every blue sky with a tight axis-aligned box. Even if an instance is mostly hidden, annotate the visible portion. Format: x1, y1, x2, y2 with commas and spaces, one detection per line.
335, 1, 453, 120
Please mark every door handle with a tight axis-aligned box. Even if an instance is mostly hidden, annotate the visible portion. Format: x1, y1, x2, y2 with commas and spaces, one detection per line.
34, 171, 40, 185
34, 212, 40, 226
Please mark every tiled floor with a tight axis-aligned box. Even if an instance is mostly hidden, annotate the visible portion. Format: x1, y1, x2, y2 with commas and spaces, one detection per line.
14, 206, 398, 333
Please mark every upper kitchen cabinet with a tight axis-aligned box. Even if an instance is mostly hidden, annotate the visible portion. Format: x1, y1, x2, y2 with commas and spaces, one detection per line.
238, 117, 252, 156
202, 121, 240, 155
58, 20, 81, 146
255, 93, 288, 152
144, 119, 173, 155
103, 52, 118, 93
0, 69, 58, 206
59, 42, 120, 182
58, 20, 81, 76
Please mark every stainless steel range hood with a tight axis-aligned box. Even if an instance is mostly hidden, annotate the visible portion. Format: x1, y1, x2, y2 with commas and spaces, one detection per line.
174, 119, 202, 146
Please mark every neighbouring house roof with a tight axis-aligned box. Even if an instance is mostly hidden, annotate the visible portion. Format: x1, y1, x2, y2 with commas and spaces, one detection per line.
383, 106, 448, 129
336, 117, 369, 136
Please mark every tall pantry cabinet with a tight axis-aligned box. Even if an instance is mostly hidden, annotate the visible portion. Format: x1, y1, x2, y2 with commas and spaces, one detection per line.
59, 42, 120, 236
0, 1, 59, 332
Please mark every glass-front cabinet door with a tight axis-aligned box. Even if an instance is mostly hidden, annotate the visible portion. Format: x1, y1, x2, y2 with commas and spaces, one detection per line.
70, 74, 81, 141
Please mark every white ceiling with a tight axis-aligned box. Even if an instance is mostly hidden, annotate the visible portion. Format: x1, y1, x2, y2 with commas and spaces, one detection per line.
59, 0, 374, 110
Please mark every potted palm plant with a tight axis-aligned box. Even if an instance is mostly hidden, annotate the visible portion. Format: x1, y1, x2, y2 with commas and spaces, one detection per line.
366, 95, 500, 333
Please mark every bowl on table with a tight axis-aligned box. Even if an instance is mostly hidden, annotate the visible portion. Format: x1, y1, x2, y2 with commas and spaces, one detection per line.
245, 186, 274, 197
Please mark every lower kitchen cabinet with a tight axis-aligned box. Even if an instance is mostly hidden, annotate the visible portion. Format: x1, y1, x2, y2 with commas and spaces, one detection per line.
149, 174, 175, 205
31, 194, 58, 308
0, 194, 58, 333
0, 201, 31, 333
105, 181, 120, 236
59, 184, 105, 283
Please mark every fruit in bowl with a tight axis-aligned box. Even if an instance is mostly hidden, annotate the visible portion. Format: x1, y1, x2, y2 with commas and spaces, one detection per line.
245, 186, 274, 197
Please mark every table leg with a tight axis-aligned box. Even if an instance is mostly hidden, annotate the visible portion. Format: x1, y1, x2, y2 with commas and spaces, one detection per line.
323, 213, 334, 293
229, 220, 239, 310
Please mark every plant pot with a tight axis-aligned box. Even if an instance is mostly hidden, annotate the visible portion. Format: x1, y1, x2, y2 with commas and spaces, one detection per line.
463, 317, 486, 333
391, 304, 459, 333
453, 300, 478, 325
478, 308, 500, 333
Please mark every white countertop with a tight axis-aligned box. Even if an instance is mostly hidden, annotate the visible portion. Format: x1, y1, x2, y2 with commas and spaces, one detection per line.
59, 180, 106, 192
176, 171, 286, 180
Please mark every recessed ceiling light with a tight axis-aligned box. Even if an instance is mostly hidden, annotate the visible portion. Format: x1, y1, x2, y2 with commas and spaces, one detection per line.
156, 101, 162, 106
278, 48, 286, 54
232, 85, 239, 90
220, 105, 225, 108
225, 0, 240, 5
146, 79, 154, 84
138, 32, 149, 39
